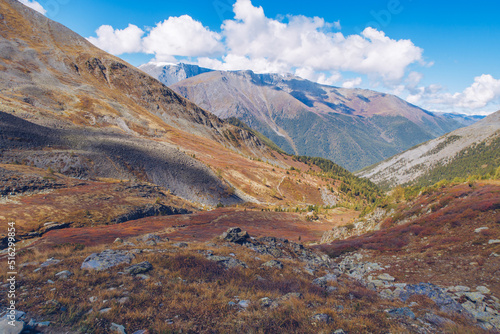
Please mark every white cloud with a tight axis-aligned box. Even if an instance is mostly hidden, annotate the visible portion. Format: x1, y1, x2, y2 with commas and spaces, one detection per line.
142, 15, 223, 60
342, 77, 362, 89
399, 75, 500, 115
218, 0, 424, 82
452, 74, 500, 109
19, 0, 46, 15
294, 67, 342, 86
86, 24, 144, 54
86, 0, 425, 88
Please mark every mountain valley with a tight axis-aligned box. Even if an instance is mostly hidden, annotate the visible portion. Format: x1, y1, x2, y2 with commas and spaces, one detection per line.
0, 1, 499, 333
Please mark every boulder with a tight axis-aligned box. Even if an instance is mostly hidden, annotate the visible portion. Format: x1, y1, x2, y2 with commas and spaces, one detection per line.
237, 300, 250, 308
377, 273, 395, 282
81, 249, 134, 271
207, 255, 247, 269
259, 297, 273, 307
110, 322, 126, 334
386, 307, 416, 319
424, 313, 455, 327
476, 286, 491, 294
124, 261, 153, 276
261, 260, 283, 269
400, 283, 467, 314
220, 227, 250, 244
55, 270, 73, 279
40, 257, 61, 267
311, 313, 332, 324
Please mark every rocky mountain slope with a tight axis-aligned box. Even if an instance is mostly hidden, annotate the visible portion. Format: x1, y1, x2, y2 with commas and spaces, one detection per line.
0, 0, 363, 207
358, 110, 500, 188
138, 61, 213, 86
152, 69, 466, 171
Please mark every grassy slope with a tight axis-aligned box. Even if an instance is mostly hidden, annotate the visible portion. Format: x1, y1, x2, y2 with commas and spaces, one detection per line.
319, 180, 500, 295
414, 135, 500, 187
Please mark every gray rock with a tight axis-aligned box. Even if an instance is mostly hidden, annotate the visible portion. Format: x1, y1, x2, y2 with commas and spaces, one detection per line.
281, 292, 303, 300
220, 227, 250, 244
463, 292, 485, 303
99, 308, 112, 314
377, 273, 395, 282
110, 322, 126, 333
400, 283, 467, 314
489, 239, 500, 244
0, 318, 24, 334
380, 289, 395, 299
475, 227, 489, 233
311, 313, 332, 323
81, 249, 134, 271
424, 313, 455, 327
136, 274, 150, 280
37, 321, 51, 327
261, 260, 283, 269
140, 234, 161, 243
89, 296, 98, 303
260, 297, 273, 307
132, 331, 148, 334
207, 255, 247, 269
173, 242, 188, 248
47, 279, 55, 284
55, 270, 72, 279
312, 274, 337, 287
326, 286, 338, 293
124, 261, 153, 275
450, 285, 470, 292
118, 297, 130, 304
238, 300, 250, 308
476, 286, 491, 294
333, 330, 346, 334
40, 257, 61, 267
387, 307, 416, 319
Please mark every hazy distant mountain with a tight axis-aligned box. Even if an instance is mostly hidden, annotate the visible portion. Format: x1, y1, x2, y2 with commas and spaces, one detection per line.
138, 62, 213, 86
435, 112, 485, 126
161, 69, 467, 171
358, 110, 500, 188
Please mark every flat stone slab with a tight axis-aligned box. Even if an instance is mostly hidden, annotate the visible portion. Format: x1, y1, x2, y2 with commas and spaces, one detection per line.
81, 249, 135, 271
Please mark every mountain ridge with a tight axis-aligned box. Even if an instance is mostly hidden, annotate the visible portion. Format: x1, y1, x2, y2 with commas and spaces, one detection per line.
0, 0, 375, 208
163, 69, 465, 170
357, 110, 500, 188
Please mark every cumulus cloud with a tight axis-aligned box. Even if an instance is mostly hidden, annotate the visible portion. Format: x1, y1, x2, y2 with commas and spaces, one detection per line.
451, 74, 500, 109
342, 77, 363, 89
87, 0, 423, 84
19, 0, 46, 15
142, 15, 223, 60
400, 75, 500, 114
87, 24, 144, 54
87, 16, 222, 61
218, 0, 424, 82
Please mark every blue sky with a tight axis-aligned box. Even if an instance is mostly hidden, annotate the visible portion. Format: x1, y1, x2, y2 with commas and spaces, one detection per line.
23, 0, 500, 115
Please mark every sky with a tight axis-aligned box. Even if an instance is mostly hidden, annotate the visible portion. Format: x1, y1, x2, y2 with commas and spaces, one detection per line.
21, 0, 500, 115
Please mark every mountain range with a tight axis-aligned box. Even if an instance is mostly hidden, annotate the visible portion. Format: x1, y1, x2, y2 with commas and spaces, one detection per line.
358, 110, 500, 188
141, 62, 473, 171
0, 0, 373, 209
